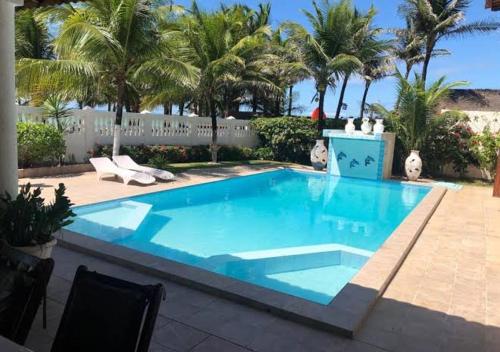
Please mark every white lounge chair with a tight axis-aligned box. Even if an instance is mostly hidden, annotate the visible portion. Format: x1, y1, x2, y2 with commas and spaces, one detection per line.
113, 155, 175, 181
89, 157, 155, 185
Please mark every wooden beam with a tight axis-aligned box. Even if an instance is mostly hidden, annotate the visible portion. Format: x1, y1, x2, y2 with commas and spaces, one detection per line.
486, 0, 500, 11
494, 154, 500, 197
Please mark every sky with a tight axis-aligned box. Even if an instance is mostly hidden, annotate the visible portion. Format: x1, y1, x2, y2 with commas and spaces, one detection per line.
175, 0, 500, 118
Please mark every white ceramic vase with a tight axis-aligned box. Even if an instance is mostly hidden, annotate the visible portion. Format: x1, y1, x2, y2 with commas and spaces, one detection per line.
405, 150, 422, 181
373, 119, 385, 134
344, 118, 356, 135
310, 139, 328, 170
361, 117, 372, 135
13, 238, 57, 259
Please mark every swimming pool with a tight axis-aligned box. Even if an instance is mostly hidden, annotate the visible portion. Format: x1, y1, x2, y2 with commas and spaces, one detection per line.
66, 169, 430, 304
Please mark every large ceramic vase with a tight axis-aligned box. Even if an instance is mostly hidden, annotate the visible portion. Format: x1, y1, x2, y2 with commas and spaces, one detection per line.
373, 119, 385, 134
361, 118, 372, 135
344, 118, 355, 135
405, 150, 422, 181
14, 238, 57, 259
310, 139, 328, 171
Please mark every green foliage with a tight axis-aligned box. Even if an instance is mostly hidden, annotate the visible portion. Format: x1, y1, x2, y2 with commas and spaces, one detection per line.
470, 129, 500, 178
42, 95, 72, 133
17, 122, 66, 168
91, 144, 255, 165
423, 113, 477, 176
254, 147, 274, 160
373, 73, 466, 154
251, 117, 317, 163
0, 183, 75, 247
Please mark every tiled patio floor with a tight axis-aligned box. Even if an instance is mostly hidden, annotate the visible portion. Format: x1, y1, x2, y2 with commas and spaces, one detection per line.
20, 167, 500, 351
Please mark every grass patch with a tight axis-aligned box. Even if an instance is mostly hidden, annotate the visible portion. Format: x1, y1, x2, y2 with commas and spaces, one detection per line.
155, 160, 293, 174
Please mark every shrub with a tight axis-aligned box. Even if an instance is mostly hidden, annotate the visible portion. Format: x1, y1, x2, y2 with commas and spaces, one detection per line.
91, 144, 255, 164
422, 112, 477, 176
17, 122, 66, 168
254, 147, 274, 160
470, 128, 500, 179
251, 117, 317, 164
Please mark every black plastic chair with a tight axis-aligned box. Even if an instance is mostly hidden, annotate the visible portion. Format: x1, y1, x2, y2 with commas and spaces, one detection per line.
0, 242, 54, 345
51, 265, 164, 352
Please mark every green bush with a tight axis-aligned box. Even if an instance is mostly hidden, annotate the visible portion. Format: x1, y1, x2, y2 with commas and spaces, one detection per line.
90, 144, 255, 164
422, 112, 477, 176
254, 147, 274, 160
17, 122, 66, 168
251, 117, 317, 164
470, 128, 500, 179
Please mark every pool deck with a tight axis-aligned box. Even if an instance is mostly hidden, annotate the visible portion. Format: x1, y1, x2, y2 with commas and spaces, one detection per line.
20, 165, 500, 352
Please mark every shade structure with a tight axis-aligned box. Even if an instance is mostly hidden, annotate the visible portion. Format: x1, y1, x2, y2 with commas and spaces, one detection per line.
311, 107, 327, 121
486, 0, 500, 11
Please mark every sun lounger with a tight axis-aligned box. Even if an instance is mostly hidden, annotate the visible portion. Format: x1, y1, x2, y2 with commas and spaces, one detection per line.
113, 155, 175, 181
89, 157, 155, 185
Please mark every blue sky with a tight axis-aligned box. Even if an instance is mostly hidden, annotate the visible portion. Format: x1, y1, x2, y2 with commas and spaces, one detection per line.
176, 0, 500, 117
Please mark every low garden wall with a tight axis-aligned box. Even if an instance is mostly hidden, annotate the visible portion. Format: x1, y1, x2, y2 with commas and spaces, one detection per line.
17, 106, 259, 163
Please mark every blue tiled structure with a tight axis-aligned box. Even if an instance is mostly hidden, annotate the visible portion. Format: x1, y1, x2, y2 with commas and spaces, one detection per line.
323, 130, 391, 180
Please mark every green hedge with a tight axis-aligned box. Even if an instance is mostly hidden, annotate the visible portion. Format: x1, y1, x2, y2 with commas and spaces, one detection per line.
17, 122, 66, 168
91, 144, 256, 164
251, 117, 318, 164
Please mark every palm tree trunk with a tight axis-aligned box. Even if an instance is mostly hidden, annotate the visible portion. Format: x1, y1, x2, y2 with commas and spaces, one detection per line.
335, 74, 350, 119
209, 99, 218, 163
288, 85, 293, 116
317, 88, 326, 133
360, 80, 371, 120
421, 39, 434, 86
112, 82, 125, 157
252, 89, 258, 114
179, 101, 184, 116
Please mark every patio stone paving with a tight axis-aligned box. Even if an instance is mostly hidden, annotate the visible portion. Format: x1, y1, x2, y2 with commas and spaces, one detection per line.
20, 166, 500, 351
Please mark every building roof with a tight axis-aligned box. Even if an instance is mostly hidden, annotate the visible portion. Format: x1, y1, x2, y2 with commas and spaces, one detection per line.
22, 0, 81, 8
486, 0, 500, 11
440, 89, 500, 112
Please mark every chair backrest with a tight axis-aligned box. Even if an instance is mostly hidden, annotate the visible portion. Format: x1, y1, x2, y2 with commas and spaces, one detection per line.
0, 242, 54, 345
113, 155, 137, 169
89, 157, 119, 172
51, 265, 164, 352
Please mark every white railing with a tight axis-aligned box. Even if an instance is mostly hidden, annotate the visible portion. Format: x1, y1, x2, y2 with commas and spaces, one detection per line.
17, 106, 259, 162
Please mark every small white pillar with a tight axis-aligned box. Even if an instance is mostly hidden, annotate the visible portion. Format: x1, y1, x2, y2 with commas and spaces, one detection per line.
0, 0, 23, 196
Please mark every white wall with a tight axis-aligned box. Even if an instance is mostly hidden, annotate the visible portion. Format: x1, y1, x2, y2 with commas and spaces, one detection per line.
17, 106, 259, 163
441, 109, 500, 133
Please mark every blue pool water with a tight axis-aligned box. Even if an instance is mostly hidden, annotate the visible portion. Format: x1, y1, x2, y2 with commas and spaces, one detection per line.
66, 169, 430, 304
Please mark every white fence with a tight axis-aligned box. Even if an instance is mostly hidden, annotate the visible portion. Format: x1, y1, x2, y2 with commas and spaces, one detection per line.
17, 106, 259, 162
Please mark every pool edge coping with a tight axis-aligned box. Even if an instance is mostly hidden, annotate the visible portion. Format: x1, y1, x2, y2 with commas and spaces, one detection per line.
56, 172, 446, 338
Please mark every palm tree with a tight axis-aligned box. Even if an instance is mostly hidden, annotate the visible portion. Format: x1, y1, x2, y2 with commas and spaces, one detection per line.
287, 0, 362, 132
403, 0, 499, 85
15, 8, 53, 60
181, 2, 274, 162
373, 72, 466, 153
17, 0, 193, 157
359, 55, 394, 119
334, 6, 393, 120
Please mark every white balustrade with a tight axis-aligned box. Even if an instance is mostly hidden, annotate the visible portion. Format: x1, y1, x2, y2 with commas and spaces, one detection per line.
16, 106, 259, 162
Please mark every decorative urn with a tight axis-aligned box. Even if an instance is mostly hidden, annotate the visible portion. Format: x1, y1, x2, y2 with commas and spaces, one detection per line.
310, 139, 328, 170
344, 118, 356, 135
361, 117, 372, 134
373, 119, 385, 134
405, 150, 422, 181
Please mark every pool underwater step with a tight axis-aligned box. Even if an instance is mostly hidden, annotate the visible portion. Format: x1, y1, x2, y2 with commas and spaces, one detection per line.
58, 185, 445, 338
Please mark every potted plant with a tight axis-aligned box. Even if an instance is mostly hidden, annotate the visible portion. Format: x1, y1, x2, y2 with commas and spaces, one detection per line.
0, 183, 75, 259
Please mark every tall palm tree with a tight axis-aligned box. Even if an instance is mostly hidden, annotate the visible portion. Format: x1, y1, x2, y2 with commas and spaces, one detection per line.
403, 0, 499, 85
181, 1, 274, 162
15, 8, 53, 60
359, 55, 394, 119
17, 0, 193, 156
287, 0, 362, 132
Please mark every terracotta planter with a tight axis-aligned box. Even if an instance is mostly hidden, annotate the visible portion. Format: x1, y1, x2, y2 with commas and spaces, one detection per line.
13, 238, 57, 259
